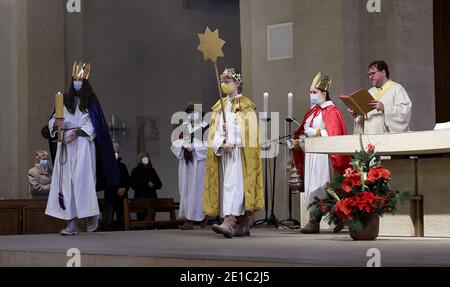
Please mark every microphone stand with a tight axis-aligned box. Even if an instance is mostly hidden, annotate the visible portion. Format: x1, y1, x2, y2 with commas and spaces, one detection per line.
252, 121, 294, 229
252, 118, 272, 227
279, 117, 301, 229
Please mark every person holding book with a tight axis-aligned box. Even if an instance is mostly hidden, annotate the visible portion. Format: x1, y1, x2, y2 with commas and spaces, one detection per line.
349, 60, 412, 134
292, 72, 351, 234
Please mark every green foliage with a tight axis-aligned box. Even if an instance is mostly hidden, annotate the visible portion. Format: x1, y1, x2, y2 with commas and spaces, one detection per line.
346, 219, 363, 233
308, 134, 410, 234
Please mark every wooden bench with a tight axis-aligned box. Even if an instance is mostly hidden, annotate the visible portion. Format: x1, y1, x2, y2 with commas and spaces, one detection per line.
124, 198, 184, 230
0, 199, 65, 235
0, 198, 105, 235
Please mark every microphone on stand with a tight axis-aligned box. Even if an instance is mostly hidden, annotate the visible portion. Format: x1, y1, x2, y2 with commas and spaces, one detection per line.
287, 117, 302, 127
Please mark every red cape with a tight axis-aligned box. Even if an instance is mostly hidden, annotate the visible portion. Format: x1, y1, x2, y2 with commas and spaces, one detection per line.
292, 104, 351, 190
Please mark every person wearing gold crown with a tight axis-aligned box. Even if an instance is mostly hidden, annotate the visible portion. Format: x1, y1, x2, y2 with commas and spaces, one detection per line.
203, 68, 264, 238
293, 72, 351, 234
45, 62, 120, 235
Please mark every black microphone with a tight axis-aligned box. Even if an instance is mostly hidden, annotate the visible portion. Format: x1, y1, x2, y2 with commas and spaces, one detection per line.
287, 117, 301, 127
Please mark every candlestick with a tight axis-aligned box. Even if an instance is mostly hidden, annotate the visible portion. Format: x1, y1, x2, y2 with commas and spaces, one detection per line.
263, 92, 269, 114
55, 92, 64, 119
288, 92, 293, 119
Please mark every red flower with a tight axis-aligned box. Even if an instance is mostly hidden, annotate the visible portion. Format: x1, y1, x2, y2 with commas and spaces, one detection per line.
334, 198, 354, 221
381, 167, 391, 180
379, 196, 387, 208
367, 168, 383, 183
344, 168, 354, 176
367, 144, 375, 153
366, 166, 391, 184
342, 168, 362, 193
352, 192, 379, 213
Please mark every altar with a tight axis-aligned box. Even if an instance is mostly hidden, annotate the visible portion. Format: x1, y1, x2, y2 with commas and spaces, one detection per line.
305, 130, 450, 237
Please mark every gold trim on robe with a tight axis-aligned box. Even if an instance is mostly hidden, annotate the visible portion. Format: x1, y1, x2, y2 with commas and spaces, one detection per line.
203, 96, 265, 216
372, 80, 394, 101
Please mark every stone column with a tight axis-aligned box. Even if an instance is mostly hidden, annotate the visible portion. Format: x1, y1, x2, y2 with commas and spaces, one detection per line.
0, 0, 65, 199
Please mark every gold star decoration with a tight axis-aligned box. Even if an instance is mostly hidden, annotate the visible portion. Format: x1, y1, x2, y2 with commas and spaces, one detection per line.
197, 26, 225, 63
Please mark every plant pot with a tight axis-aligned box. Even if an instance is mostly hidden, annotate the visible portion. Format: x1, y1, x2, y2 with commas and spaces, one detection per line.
349, 215, 379, 241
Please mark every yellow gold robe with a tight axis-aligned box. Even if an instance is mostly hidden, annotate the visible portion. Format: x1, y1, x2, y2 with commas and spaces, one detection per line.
203, 95, 264, 216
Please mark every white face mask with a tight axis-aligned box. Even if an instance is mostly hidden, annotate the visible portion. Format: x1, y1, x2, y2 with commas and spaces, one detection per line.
141, 157, 149, 165
39, 159, 48, 170
73, 80, 83, 92
310, 92, 322, 106
188, 113, 200, 122
115, 152, 119, 160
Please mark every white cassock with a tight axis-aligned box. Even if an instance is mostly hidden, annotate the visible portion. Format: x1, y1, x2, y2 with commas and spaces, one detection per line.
359, 80, 412, 134
304, 101, 333, 207
171, 121, 208, 222
45, 101, 99, 220
212, 95, 245, 217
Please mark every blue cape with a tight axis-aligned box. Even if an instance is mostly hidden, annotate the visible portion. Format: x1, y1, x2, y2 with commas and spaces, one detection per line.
88, 96, 120, 191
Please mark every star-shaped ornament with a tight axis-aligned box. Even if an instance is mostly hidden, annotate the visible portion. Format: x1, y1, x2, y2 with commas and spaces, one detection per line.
197, 27, 225, 63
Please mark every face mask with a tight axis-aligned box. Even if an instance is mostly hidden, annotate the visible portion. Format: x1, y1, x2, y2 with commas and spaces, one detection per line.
310, 92, 322, 106
115, 153, 119, 160
188, 113, 200, 121
40, 159, 48, 170
73, 80, 83, 92
141, 157, 149, 165
221, 82, 235, 95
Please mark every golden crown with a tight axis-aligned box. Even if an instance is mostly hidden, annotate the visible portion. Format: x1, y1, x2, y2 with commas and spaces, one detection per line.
222, 68, 242, 82
311, 72, 332, 93
72, 61, 91, 80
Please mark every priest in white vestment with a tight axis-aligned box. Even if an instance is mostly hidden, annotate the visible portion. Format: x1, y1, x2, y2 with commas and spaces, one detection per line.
352, 61, 412, 134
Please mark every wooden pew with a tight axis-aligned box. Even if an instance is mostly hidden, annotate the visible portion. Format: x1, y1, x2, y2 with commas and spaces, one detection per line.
124, 198, 184, 230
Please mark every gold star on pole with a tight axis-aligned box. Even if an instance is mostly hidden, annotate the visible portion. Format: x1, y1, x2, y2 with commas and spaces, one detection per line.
197, 27, 225, 63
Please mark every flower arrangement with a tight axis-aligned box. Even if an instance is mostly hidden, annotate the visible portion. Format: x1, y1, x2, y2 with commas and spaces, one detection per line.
309, 135, 410, 235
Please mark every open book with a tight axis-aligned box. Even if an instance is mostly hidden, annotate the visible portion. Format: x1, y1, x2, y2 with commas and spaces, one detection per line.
339, 88, 375, 115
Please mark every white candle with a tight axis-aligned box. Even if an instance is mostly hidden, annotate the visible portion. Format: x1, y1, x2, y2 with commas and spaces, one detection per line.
288, 92, 293, 119
263, 92, 269, 114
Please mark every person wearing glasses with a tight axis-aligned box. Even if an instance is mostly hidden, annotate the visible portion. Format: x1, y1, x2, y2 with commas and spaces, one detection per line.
349, 61, 412, 134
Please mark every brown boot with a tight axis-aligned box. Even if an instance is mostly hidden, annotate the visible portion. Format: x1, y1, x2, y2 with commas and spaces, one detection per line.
234, 215, 250, 237
212, 216, 236, 238
180, 219, 194, 230
300, 212, 321, 234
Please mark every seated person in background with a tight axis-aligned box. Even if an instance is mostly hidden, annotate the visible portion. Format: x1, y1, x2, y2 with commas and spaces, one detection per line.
28, 150, 52, 199
130, 152, 162, 220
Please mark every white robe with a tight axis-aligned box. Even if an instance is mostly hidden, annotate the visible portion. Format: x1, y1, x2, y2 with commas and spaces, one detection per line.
360, 80, 412, 134
171, 121, 208, 221
212, 95, 245, 217
45, 102, 99, 220
304, 101, 333, 207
